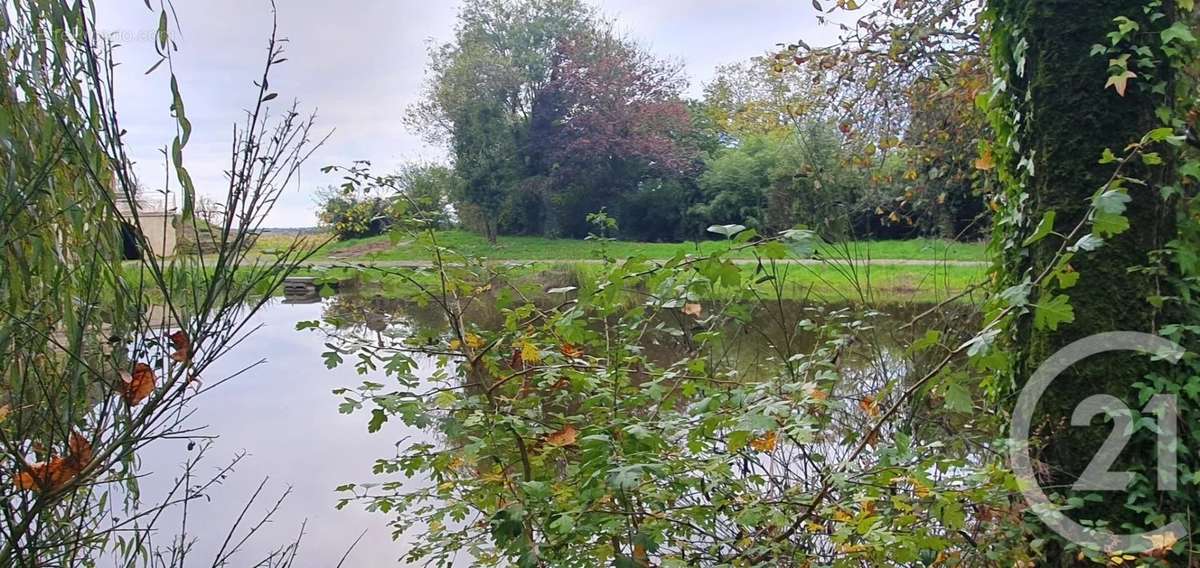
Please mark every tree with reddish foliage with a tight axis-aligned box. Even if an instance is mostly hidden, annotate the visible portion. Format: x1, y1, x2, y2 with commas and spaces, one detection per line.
524, 32, 699, 237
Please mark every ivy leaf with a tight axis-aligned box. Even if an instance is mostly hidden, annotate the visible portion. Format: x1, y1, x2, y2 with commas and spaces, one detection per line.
1162, 22, 1197, 45
1035, 294, 1076, 331
1023, 210, 1056, 246
1105, 70, 1137, 97
1180, 160, 1200, 180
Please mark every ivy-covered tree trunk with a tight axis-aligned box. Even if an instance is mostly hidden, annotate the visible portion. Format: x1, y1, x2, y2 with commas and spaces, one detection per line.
992, 0, 1177, 552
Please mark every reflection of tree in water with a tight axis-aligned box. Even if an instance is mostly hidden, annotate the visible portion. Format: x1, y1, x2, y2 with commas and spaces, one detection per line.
316, 289, 987, 562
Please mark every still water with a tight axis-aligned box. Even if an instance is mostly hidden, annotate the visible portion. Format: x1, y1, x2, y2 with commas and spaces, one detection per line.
129, 294, 971, 566
135, 300, 422, 566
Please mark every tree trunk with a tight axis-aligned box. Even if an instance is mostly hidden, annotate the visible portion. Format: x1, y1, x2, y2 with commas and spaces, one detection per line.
993, 0, 1176, 551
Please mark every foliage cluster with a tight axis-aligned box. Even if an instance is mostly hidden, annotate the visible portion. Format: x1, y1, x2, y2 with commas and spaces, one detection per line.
409, 0, 992, 244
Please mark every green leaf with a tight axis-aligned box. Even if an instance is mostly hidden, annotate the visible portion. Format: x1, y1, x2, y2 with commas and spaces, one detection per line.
1093, 212, 1130, 237
1180, 160, 1200, 180
1055, 267, 1080, 289
728, 430, 751, 452
1035, 294, 1076, 331
1094, 189, 1129, 213
909, 329, 942, 353
943, 382, 973, 414
1100, 148, 1119, 164
1162, 22, 1197, 45
1023, 210, 1056, 246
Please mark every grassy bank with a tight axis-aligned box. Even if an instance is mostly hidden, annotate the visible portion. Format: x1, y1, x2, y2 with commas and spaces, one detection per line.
274, 230, 987, 263
299, 259, 986, 305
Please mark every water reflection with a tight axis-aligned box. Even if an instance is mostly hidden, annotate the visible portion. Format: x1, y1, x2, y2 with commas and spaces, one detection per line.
131, 294, 977, 565
134, 300, 417, 565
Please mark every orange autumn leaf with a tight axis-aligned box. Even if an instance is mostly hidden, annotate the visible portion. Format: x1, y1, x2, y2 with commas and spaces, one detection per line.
808, 387, 829, 402
681, 303, 703, 317
122, 363, 156, 406
750, 431, 778, 452
858, 396, 880, 418
15, 432, 93, 492
973, 149, 995, 171
545, 424, 577, 447
168, 330, 191, 363
560, 343, 584, 358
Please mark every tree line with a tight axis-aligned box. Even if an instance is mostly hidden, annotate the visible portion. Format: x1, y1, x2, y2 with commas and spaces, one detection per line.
319, 0, 991, 243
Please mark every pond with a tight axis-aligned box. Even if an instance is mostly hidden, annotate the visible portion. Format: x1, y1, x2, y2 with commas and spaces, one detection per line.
131, 294, 975, 565
134, 300, 423, 566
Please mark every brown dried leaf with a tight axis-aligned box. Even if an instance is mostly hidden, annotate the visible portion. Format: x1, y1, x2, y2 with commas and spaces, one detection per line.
122, 363, 156, 406
545, 424, 577, 447
168, 330, 191, 363
682, 303, 703, 317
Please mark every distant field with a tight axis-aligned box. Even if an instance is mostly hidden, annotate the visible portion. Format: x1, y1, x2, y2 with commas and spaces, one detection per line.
299, 229, 987, 263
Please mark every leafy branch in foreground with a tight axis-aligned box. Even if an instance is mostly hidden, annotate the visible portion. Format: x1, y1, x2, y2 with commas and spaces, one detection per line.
0, 0, 331, 564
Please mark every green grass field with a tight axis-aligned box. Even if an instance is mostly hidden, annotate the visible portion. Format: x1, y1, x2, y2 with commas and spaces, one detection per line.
299, 229, 987, 263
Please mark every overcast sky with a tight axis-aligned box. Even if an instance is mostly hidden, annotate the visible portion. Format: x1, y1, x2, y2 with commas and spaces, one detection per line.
94, 0, 840, 227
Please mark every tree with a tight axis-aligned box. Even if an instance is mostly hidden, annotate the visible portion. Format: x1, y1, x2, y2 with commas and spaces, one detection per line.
412, 0, 700, 241
408, 0, 596, 242
988, 0, 1182, 546
394, 161, 461, 229
529, 30, 699, 237
451, 101, 519, 243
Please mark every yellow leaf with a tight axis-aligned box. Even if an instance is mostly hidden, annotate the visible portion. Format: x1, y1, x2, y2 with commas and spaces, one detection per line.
520, 341, 542, 364
0, 404, 9, 424
1145, 531, 1179, 557
465, 333, 485, 349
805, 521, 824, 534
